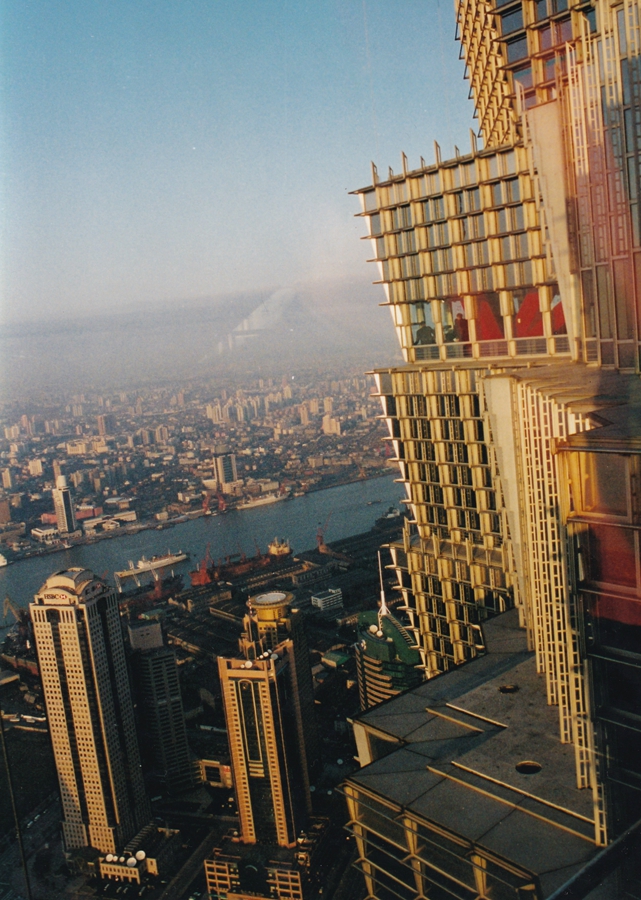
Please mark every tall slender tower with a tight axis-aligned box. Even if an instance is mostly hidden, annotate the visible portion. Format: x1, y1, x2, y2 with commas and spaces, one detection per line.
52, 475, 76, 534
219, 591, 318, 848
30, 569, 149, 853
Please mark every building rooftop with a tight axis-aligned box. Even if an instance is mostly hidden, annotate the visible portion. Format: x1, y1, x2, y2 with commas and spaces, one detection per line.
348, 609, 599, 896
35, 568, 104, 604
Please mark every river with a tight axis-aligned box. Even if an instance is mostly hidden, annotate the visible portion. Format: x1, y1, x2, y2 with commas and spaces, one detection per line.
0, 474, 403, 614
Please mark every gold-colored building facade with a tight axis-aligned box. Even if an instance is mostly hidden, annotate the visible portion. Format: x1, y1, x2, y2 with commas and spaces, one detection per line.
348, 0, 641, 869
30, 569, 149, 854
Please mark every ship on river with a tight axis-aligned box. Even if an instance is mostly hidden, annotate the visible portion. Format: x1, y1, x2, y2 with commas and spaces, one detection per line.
190, 537, 292, 587
114, 550, 189, 591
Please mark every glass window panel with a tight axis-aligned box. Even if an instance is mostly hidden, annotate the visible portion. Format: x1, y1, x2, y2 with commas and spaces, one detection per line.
364, 191, 378, 211
535, 0, 548, 20
500, 6, 524, 35
412, 303, 436, 345
476, 292, 505, 339
558, 17, 573, 43
543, 55, 556, 83
551, 289, 567, 335
442, 298, 469, 343
585, 524, 636, 588
579, 453, 629, 517
511, 205, 524, 230
507, 35, 528, 62
491, 183, 503, 206
506, 178, 520, 203
622, 59, 632, 106
597, 266, 614, 338
469, 187, 481, 211
539, 26, 553, 51
514, 289, 543, 337
613, 258, 635, 340
513, 65, 533, 89
587, 594, 641, 651
581, 270, 597, 338
369, 214, 382, 236
618, 8, 628, 55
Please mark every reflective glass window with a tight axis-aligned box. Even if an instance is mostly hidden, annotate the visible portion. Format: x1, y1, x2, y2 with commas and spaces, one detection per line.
507, 36, 528, 62
441, 298, 468, 343
584, 524, 636, 587
551, 289, 567, 335
500, 6, 523, 35
579, 453, 629, 518
411, 302, 436, 345
476, 292, 505, 339
514, 289, 543, 337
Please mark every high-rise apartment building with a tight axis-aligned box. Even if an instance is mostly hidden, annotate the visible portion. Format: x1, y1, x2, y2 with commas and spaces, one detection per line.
30, 569, 150, 853
52, 474, 77, 534
345, 0, 641, 893
127, 622, 195, 795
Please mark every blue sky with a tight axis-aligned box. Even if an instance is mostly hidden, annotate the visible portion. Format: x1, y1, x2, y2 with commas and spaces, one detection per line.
2, 1, 476, 325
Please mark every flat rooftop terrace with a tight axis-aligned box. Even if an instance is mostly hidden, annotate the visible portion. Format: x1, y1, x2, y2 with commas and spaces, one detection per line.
347, 609, 600, 896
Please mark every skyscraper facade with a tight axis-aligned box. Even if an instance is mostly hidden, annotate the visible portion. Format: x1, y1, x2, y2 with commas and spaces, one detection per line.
217, 592, 319, 849
30, 569, 149, 854
128, 622, 195, 795
349, 0, 641, 871
52, 474, 76, 534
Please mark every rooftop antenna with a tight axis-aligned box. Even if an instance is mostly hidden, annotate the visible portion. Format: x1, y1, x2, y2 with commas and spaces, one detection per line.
377, 551, 390, 634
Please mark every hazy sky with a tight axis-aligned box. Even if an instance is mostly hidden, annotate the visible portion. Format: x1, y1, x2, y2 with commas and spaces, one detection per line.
2, 1, 476, 326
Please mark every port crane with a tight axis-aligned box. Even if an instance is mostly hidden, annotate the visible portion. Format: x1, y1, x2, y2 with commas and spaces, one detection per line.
3, 596, 28, 626
316, 512, 332, 551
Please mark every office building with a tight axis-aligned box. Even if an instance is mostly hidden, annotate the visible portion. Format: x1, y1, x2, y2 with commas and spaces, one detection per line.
346, 0, 641, 892
214, 452, 238, 489
310, 587, 343, 613
218, 592, 319, 848
30, 569, 149, 853
127, 622, 195, 795
52, 474, 77, 535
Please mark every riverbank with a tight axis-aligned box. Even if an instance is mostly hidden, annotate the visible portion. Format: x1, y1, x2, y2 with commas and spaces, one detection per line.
0, 474, 403, 611
2, 468, 396, 569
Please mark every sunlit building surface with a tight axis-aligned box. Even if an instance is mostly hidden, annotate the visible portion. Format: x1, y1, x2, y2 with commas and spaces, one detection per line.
206, 592, 323, 900
346, 0, 641, 895
30, 569, 149, 854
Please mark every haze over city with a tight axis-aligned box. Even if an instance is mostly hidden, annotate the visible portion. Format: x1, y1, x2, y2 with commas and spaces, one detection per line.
2, 1, 477, 390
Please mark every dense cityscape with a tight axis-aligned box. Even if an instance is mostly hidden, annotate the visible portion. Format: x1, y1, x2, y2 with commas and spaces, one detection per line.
4, 1, 641, 900
0, 368, 391, 561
